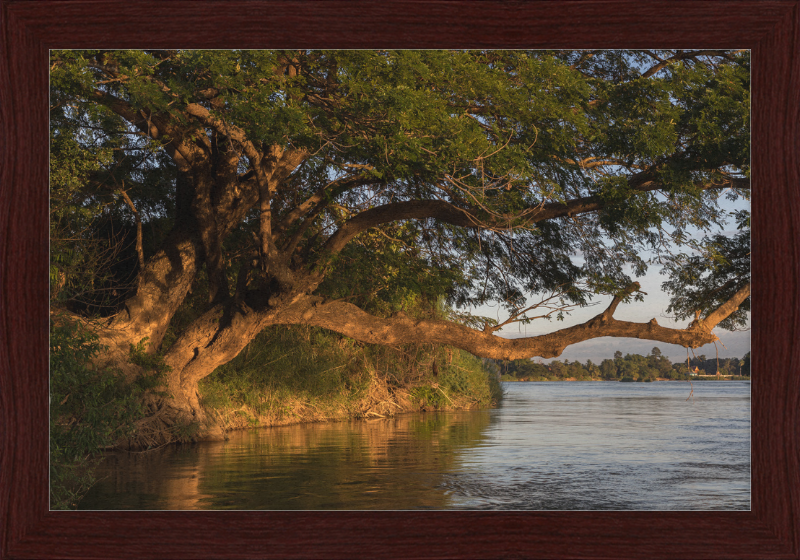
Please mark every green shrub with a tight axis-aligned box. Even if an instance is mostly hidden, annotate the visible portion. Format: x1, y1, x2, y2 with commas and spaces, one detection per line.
199, 325, 502, 424
50, 315, 147, 509
127, 337, 171, 394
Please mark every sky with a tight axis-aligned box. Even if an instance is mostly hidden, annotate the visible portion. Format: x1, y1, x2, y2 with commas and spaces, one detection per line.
469, 196, 751, 365
490, 264, 750, 364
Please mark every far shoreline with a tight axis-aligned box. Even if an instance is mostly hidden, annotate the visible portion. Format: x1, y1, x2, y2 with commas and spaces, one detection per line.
501, 377, 750, 382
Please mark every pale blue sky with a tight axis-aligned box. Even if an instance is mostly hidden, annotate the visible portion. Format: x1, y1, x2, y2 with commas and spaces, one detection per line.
470, 195, 751, 364
493, 264, 750, 363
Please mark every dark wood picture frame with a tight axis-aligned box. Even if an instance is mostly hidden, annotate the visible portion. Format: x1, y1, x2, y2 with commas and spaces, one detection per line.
1, 1, 797, 558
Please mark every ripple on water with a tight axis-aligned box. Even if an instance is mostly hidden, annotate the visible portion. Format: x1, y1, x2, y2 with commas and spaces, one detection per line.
77, 382, 750, 510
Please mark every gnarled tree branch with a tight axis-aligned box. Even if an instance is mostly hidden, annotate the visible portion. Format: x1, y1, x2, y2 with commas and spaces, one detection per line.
694, 282, 750, 330
288, 281, 749, 361
321, 174, 749, 257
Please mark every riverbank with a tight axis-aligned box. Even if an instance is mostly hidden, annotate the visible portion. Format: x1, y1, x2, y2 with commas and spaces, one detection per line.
501, 376, 750, 382
197, 325, 503, 433
201, 369, 499, 433
50, 321, 501, 509
77, 380, 751, 511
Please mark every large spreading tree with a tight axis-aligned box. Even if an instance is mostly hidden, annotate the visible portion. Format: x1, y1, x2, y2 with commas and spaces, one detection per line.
50, 50, 750, 437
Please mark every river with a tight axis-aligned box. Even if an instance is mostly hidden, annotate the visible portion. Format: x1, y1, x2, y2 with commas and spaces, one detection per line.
77, 380, 750, 510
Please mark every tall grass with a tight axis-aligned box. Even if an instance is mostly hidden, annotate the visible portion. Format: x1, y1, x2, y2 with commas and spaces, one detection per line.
199, 325, 502, 430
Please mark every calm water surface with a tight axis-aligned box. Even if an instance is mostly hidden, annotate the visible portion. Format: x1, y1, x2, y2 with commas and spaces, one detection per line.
78, 381, 750, 510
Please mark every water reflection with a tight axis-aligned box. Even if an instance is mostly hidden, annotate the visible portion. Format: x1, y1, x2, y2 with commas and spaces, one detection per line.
78, 381, 750, 511
80, 410, 493, 510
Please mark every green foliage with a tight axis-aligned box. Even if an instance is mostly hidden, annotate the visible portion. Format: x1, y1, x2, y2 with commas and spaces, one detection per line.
50, 50, 178, 314
49, 119, 117, 305
50, 49, 750, 329
740, 351, 751, 377
50, 316, 146, 509
199, 324, 501, 427
128, 337, 171, 395
494, 346, 748, 382
316, 224, 466, 318
198, 325, 367, 422
410, 349, 503, 410
661, 223, 750, 329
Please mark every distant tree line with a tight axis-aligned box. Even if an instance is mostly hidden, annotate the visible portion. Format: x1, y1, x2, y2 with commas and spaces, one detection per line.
495, 348, 751, 382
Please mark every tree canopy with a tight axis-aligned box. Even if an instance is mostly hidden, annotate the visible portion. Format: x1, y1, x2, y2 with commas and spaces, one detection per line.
50, 49, 750, 430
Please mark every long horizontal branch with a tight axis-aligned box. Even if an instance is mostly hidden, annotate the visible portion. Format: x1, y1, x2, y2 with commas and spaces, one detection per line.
284, 282, 749, 361
323, 200, 480, 254
322, 174, 748, 256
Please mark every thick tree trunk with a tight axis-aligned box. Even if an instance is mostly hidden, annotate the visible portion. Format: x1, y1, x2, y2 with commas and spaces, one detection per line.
89, 226, 200, 378
66, 140, 309, 442
151, 275, 318, 439
163, 304, 267, 423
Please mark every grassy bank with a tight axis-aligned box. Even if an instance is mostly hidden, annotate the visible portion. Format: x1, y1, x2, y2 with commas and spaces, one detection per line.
199, 325, 503, 431
50, 318, 501, 509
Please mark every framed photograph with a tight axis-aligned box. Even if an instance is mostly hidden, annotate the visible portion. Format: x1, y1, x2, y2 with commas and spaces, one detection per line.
2, 1, 797, 558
